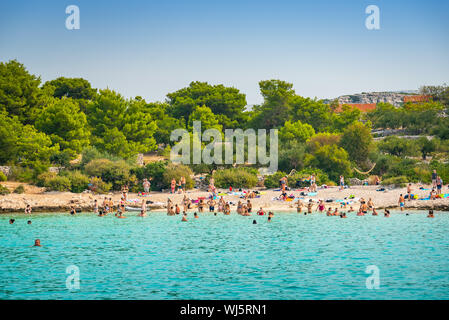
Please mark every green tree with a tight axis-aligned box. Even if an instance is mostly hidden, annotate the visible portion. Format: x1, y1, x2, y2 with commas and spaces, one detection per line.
167, 81, 247, 129
35, 98, 90, 155
340, 121, 373, 165
250, 80, 295, 129
188, 105, 222, 132
0, 60, 45, 124
305, 144, 352, 182
42, 77, 97, 112
279, 120, 315, 144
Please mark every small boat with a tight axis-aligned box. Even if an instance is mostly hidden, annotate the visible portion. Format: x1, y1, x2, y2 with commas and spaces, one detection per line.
125, 206, 150, 212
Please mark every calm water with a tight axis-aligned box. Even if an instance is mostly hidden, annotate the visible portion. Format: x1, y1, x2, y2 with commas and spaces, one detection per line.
1, 211, 449, 300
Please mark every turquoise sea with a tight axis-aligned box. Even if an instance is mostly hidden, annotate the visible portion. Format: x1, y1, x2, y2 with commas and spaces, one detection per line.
1, 211, 449, 300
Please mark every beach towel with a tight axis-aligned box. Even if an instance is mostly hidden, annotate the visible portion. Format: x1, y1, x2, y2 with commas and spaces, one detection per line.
307, 192, 318, 196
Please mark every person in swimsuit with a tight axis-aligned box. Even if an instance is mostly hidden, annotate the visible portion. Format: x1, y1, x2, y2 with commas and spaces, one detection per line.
307, 201, 313, 214
198, 199, 205, 212
384, 209, 390, 217
247, 200, 252, 213
175, 204, 181, 215
33, 239, 42, 247
398, 194, 405, 211
296, 200, 304, 213
182, 213, 188, 222
317, 200, 326, 213
407, 183, 413, 201
170, 179, 176, 194
208, 199, 215, 212
427, 209, 434, 218
70, 206, 76, 215
257, 207, 265, 215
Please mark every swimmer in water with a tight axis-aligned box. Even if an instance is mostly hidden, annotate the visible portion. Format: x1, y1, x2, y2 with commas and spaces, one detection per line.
27, 220, 32, 224
257, 207, 265, 215
70, 206, 76, 215
182, 214, 188, 222
117, 210, 126, 218
348, 206, 354, 213
326, 207, 332, 216
194, 212, 198, 219
333, 208, 339, 216
138, 209, 146, 217
268, 216, 272, 222
33, 239, 41, 247
384, 209, 390, 217
372, 208, 378, 216
340, 212, 347, 218
9, 219, 15, 224
253, 220, 257, 224
427, 210, 434, 218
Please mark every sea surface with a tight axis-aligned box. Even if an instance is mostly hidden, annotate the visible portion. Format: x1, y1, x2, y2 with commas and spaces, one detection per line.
1, 211, 449, 300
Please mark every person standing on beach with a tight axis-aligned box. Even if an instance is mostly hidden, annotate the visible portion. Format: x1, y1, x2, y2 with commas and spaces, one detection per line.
143, 179, 151, 194
436, 176, 443, 194
25, 204, 32, 214
407, 183, 413, 201
93, 200, 98, 214
339, 176, 345, 191
398, 194, 405, 211
432, 170, 438, 188
170, 179, 176, 194
181, 176, 186, 193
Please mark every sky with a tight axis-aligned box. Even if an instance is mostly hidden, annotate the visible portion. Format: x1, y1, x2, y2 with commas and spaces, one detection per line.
1, 0, 448, 105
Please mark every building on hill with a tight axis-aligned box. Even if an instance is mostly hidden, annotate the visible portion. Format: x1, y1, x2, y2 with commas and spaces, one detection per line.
335, 103, 377, 113
403, 95, 431, 103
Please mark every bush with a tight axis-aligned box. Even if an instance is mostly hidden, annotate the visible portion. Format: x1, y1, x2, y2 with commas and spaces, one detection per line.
84, 159, 132, 190
381, 176, 408, 188
213, 168, 258, 189
44, 176, 71, 192
89, 176, 112, 194
8, 166, 35, 183
132, 161, 167, 191
0, 171, 6, 181
162, 164, 194, 190
263, 171, 287, 189
36, 172, 58, 187
287, 169, 331, 186
61, 170, 89, 193
13, 185, 25, 194
0, 184, 10, 195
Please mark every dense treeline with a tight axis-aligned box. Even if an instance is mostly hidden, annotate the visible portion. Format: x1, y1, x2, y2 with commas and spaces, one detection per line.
0, 59, 448, 191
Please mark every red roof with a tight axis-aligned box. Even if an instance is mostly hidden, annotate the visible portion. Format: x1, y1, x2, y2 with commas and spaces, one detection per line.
403, 95, 431, 103
335, 103, 377, 113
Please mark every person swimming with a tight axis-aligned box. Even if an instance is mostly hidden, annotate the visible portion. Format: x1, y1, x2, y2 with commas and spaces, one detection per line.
340, 212, 347, 218
194, 212, 198, 219
70, 206, 76, 215
33, 239, 41, 247
182, 214, 188, 222
384, 209, 390, 217
27, 220, 32, 224
252, 220, 257, 224
372, 208, 378, 216
268, 216, 272, 222
9, 219, 15, 224
257, 207, 265, 215
427, 210, 434, 218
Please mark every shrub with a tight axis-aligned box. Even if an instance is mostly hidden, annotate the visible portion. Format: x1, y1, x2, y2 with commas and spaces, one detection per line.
44, 176, 71, 192
8, 166, 35, 183
263, 171, 287, 189
61, 170, 89, 193
381, 176, 408, 188
212, 168, 258, 189
0, 184, 10, 195
36, 172, 58, 187
0, 171, 6, 182
84, 159, 132, 190
13, 185, 25, 194
287, 169, 331, 186
162, 164, 194, 190
132, 161, 167, 191
89, 177, 112, 194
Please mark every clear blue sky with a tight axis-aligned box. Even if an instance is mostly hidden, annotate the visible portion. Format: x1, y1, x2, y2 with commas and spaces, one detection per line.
1, 0, 448, 104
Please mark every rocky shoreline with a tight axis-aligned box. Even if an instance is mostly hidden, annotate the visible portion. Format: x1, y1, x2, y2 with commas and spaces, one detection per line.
1, 186, 448, 214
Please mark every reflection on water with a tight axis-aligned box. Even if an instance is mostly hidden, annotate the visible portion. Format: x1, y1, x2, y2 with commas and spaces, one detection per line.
1, 211, 449, 299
